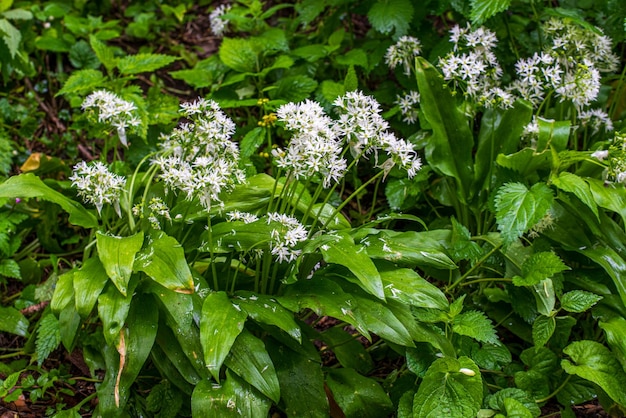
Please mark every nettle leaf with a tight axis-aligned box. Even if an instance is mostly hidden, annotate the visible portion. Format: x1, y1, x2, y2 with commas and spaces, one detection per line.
0, 18, 20, 58
36, 313, 61, 366
89, 35, 117, 73
69, 39, 100, 69
413, 357, 482, 418
513, 252, 569, 287
57, 69, 105, 96
367, 0, 414, 38
560, 290, 602, 313
495, 182, 554, 246
470, 0, 511, 24
452, 310, 498, 344
219, 37, 257, 73
450, 217, 483, 263
0, 258, 20, 278
562, 340, 626, 406
326, 368, 393, 418
270, 75, 318, 103
117, 53, 178, 75
532, 315, 556, 348
486, 387, 541, 418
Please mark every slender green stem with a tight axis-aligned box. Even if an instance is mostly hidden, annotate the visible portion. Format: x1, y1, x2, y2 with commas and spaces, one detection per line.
460, 278, 512, 287
535, 375, 572, 404
446, 240, 503, 292
207, 215, 219, 291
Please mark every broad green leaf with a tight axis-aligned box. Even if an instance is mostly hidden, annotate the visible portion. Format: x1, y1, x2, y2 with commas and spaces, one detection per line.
191, 371, 271, 418
586, 178, 626, 226
117, 53, 178, 75
486, 388, 541, 418
495, 182, 554, 246
344, 65, 358, 91
134, 233, 194, 293
219, 37, 257, 73
154, 325, 202, 388
97, 231, 144, 296
561, 290, 602, 313
0, 18, 19, 58
496, 148, 553, 177
562, 340, 626, 406
89, 35, 116, 73
321, 232, 384, 300
599, 317, 626, 369
0, 174, 97, 228
326, 368, 393, 418
449, 217, 483, 263
97, 281, 133, 345
270, 75, 318, 102
415, 57, 474, 203
556, 375, 598, 407
266, 338, 328, 417
234, 291, 301, 343
72, 258, 108, 317
406, 344, 438, 378
472, 344, 512, 370
2, 9, 32, 20
513, 251, 569, 287
57, 69, 105, 96
350, 291, 414, 347
536, 117, 570, 151
470, 0, 511, 24
532, 315, 556, 348
533, 278, 556, 316
51, 270, 74, 314
336, 49, 367, 68
0, 258, 19, 278
58, 301, 81, 351
224, 330, 280, 403
379, 267, 448, 310
453, 310, 498, 344
552, 172, 598, 220
321, 327, 373, 374
367, 0, 414, 37
0, 305, 28, 336
413, 357, 483, 418
200, 291, 247, 382
239, 127, 265, 159
69, 39, 100, 69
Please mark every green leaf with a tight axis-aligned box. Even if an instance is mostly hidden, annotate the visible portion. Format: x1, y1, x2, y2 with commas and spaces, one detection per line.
191, 371, 271, 418
533, 278, 556, 316
0, 18, 20, 58
379, 267, 449, 310
562, 340, 626, 406
326, 368, 394, 418
496, 148, 553, 177
406, 345, 438, 378
561, 290, 602, 313
69, 39, 100, 69
513, 252, 569, 287
552, 172, 598, 220
97, 282, 133, 346
0, 258, 19, 278
453, 310, 498, 344
200, 291, 247, 382
239, 127, 265, 159
57, 69, 105, 96
2, 9, 32, 20
536, 117, 570, 151
336, 50, 367, 68
234, 291, 301, 343
586, 178, 626, 226
556, 375, 598, 407
89, 35, 116, 73
321, 232, 385, 300
97, 231, 144, 296
134, 233, 194, 293
495, 182, 554, 246
36, 313, 61, 365
321, 327, 373, 374
72, 257, 109, 318
486, 388, 541, 418
0, 305, 28, 336
450, 217, 483, 263
344, 65, 358, 91
350, 291, 414, 347
413, 357, 483, 418
0, 174, 98, 228
270, 75, 318, 102
415, 57, 474, 203
599, 317, 626, 370
532, 315, 556, 348
117, 53, 178, 75
367, 0, 414, 37
50, 270, 74, 314
219, 37, 257, 73
470, 0, 511, 24
472, 344, 512, 370
267, 339, 329, 417
224, 330, 280, 403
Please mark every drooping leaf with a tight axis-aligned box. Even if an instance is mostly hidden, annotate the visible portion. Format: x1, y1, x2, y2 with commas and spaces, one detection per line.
0, 305, 28, 336
350, 291, 414, 347
326, 368, 394, 418
191, 371, 271, 418
556, 375, 599, 407
561, 290, 602, 313
453, 310, 499, 344
469, 0, 511, 24
200, 291, 247, 382
415, 57, 474, 203
532, 315, 556, 348
72, 257, 109, 318
234, 291, 301, 343
379, 266, 449, 310
495, 182, 554, 246
224, 329, 280, 403
552, 172, 599, 220
562, 340, 626, 406
97, 231, 144, 296
134, 233, 194, 293
496, 148, 553, 177
367, 0, 414, 37
117, 53, 178, 75
0, 174, 98, 228
413, 357, 483, 418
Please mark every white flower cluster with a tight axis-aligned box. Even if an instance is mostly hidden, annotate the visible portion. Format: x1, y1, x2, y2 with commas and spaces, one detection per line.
209, 4, 231, 37
438, 24, 514, 108
274, 100, 346, 188
394, 91, 420, 124
70, 161, 126, 216
153, 98, 246, 211
333, 91, 422, 178
579, 108, 614, 134
597, 132, 626, 184
82, 90, 140, 147
266, 212, 308, 263
227, 210, 259, 224
512, 18, 619, 109
385, 36, 422, 75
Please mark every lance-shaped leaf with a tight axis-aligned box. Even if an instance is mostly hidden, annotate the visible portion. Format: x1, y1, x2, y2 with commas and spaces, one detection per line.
98, 282, 134, 346
326, 368, 393, 418
379, 266, 449, 310
225, 330, 280, 403
73, 257, 109, 317
0, 173, 97, 228
191, 371, 271, 418
415, 57, 474, 203
97, 231, 144, 296
320, 231, 384, 300
234, 291, 301, 343
135, 233, 194, 293
200, 291, 247, 382
552, 172, 599, 220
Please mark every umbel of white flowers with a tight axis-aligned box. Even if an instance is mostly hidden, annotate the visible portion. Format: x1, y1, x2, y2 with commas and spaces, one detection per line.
69, 161, 126, 216
82, 90, 140, 147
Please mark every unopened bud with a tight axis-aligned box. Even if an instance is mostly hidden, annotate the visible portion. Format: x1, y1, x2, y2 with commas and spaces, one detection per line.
459, 368, 476, 376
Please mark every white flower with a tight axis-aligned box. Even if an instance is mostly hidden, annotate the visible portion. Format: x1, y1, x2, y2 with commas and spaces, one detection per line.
70, 161, 126, 216
209, 4, 231, 37
265, 212, 308, 263
82, 90, 140, 147
385, 36, 422, 75
591, 149, 609, 161
395, 91, 420, 124
579, 108, 614, 133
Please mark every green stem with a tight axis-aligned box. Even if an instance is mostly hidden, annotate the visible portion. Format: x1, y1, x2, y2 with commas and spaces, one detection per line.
460, 278, 512, 287
207, 215, 218, 291
446, 240, 503, 292
535, 375, 572, 404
